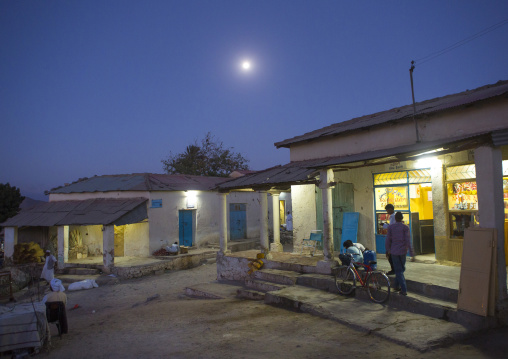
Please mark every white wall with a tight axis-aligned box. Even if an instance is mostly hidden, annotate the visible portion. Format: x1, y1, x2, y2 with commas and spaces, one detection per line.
290, 101, 508, 162
227, 191, 261, 239
49, 188, 262, 256
291, 184, 317, 253
124, 222, 149, 256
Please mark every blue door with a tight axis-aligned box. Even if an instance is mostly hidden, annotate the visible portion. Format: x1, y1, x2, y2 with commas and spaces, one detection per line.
230, 203, 247, 240
179, 210, 193, 246
341, 212, 360, 251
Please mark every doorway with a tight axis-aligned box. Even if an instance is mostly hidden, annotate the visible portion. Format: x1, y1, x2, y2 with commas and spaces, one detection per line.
315, 182, 355, 252
229, 203, 247, 240
179, 210, 194, 246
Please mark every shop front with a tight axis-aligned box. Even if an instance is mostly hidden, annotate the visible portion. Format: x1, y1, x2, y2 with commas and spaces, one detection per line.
445, 162, 508, 263
373, 168, 434, 256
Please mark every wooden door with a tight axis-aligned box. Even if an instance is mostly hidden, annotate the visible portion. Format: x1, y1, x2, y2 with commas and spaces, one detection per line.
229, 203, 247, 240
179, 210, 193, 246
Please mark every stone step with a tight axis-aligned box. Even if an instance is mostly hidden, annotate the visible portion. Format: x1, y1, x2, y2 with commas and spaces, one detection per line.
236, 288, 265, 301
253, 269, 301, 285
245, 278, 286, 292
264, 285, 471, 352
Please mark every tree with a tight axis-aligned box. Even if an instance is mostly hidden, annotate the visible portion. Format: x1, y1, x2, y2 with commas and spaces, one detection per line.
0, 183, 25, 224
162, 132, 249, 177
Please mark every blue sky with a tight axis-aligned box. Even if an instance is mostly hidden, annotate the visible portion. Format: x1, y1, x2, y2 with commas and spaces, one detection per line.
1, 1, 508, 200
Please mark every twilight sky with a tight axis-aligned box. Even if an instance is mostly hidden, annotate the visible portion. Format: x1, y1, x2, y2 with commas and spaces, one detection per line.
1, 1, 508, 201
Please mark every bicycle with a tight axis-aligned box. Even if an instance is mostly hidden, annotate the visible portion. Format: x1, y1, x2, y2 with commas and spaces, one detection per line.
334, 253, 391, 303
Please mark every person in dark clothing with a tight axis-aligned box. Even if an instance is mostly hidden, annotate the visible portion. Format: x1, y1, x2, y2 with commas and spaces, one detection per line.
383, 204, 396, 275
386, 212, 415, 295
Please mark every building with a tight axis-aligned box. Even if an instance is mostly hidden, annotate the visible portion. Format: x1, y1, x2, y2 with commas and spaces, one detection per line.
217, 80, 508, 310
2, 173, 262, 271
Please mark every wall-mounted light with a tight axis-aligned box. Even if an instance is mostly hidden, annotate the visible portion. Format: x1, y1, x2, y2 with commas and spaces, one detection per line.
414, 156, 440, 169
186, 191, 197, 208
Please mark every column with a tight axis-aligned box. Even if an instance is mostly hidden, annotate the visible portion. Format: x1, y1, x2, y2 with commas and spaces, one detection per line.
4, 227, 18, 263
474, 145, 507, 301
270, 192, 283, 252
259, 190, 270, 255
316, 168, 338, 274
57, 226, 69, 270
218, 192, 230, 254
103, 225, 115, 273
430, 158, 449, 261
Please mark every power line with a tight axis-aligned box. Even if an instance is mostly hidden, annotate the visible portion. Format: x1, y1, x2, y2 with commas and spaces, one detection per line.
414, 18, 508, 66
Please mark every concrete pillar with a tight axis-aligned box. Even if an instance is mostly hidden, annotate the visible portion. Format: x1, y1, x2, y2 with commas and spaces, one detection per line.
316, 169, 338, 274
4, 227, 18, 262
57, 226, 69, 269
218, 192, 230, 254
259, 190, 270, 255
474, 145, 507, 301
270, 192, 283, 252
320, 169, 334, 261
103, 225, 115, 273
430, 158, 449, 261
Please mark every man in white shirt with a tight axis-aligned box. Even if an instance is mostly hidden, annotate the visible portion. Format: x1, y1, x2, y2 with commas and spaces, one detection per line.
383, 204, 396, 275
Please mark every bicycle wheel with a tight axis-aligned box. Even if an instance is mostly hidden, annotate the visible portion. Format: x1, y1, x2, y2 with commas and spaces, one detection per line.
366, 272, 390, 303
335, 266, 356, 295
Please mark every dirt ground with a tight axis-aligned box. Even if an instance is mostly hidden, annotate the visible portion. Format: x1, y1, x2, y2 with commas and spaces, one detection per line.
4, 262, 508, 359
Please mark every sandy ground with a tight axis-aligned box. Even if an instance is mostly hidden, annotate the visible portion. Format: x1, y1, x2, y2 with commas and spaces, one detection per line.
4, 262, 508, 359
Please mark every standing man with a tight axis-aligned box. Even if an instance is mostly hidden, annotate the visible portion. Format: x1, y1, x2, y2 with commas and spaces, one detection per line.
385, 212, 415, 296
41, 250, 56, 284
286, 211, 293, 231
382, 204, 396, 275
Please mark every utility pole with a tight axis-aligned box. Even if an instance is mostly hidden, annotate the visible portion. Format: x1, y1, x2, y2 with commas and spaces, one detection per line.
410, 60, 420, 142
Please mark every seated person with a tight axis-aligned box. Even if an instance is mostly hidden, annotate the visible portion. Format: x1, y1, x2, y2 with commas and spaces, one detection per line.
343, 239, 367, 253
43, 278, 68, 335
42, 278, 67, 306
167, 242, 179, 254
339, 241, 363, 266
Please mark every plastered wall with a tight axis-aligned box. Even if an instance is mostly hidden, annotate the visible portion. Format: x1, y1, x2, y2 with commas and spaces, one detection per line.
290, 100, 508, 162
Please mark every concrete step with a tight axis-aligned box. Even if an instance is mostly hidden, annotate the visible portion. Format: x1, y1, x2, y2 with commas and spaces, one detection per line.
296, 273, 337, 292
185, 282, 244, 299
264, 285, 471, 352
65, 267, 100, 275
404, 278, 458, 302
292, 272, 485, 329
253, 269, 301, 285
245, 278, 286, 292
236, 288, 265, 301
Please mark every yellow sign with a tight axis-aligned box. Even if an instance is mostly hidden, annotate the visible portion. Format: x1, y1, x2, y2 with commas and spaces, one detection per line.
375, 187, 408, 211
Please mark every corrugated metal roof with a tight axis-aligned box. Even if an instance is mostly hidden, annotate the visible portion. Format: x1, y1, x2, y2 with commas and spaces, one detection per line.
219, 133, 489, 190
0, 198, 148, 227
492, 129, 508, 147
218, 163, 319, 190
306, 133, 489, 168
275, 80, 508, 148
48, 173, 230, 194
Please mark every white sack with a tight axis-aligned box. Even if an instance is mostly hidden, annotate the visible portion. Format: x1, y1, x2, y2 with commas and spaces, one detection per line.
68, 279, 99, 291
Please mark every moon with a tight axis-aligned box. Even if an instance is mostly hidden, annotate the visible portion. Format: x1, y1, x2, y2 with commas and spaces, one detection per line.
241, 60, 252, 71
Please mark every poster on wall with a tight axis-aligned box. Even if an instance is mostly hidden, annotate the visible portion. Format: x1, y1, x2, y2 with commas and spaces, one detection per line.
409, 184, 420, 199
375, 187, 409, 211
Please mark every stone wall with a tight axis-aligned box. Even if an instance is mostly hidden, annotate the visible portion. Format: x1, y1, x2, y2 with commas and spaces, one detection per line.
111, 251, 214, 279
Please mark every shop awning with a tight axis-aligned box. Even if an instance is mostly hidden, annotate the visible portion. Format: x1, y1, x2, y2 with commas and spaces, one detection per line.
218, 133, 491, 191
0, 198, 148, 227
